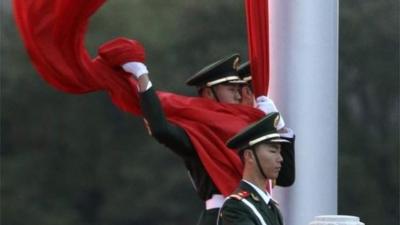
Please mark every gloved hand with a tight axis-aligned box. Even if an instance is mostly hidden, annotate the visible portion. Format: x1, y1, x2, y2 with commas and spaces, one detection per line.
256, 95, 285, 129
121, 62, 148, 79
98, 37, 148, 78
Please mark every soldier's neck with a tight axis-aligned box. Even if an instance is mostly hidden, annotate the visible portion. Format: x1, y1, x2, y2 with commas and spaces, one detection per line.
243, 169, 268, 192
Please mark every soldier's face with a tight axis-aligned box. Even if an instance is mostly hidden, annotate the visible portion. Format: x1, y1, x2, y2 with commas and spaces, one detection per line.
240, 84, 255, 106
253, 143, 283, 179
213, 83, 242, 104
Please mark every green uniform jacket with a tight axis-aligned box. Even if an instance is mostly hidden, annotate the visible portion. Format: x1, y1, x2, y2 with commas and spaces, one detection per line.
140, 87, 219, 201
218, 181, 284, 225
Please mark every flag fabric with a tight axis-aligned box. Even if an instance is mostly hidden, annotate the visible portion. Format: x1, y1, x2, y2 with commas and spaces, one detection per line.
244, 0, 270, 96
245, 0, 274, 193
12, 0, 266, 196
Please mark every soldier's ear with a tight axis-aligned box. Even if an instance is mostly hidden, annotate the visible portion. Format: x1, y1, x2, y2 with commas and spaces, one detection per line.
243, 149, 255, 162
200, 87, 215, 99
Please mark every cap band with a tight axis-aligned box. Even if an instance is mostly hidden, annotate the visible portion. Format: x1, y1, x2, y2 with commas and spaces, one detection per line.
229, 79, 247, 84
206, 76, 241, 87
243, 76, 252, 82
248, 133, 280, 146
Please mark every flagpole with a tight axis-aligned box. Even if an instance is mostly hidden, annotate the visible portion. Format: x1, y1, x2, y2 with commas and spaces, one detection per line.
268, 1, 339, 225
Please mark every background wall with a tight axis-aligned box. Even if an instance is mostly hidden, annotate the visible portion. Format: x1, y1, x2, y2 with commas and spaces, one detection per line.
1, 0, 399, 225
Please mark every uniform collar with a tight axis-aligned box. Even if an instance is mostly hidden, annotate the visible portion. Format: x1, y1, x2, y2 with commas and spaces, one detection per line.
242, 179, 272, 205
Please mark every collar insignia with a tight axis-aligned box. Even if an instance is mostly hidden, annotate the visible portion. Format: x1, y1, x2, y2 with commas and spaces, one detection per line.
250, 193, 260, 202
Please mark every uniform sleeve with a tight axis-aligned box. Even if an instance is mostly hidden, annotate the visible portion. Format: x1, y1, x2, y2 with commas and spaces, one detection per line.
139, 87, 195, 158
218, 199, 258, 225
276, 135, 295, 186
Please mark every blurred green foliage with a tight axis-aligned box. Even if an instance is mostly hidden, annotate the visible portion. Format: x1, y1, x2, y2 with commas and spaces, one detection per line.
1, 0, 399, 225
338, 1, 399, 225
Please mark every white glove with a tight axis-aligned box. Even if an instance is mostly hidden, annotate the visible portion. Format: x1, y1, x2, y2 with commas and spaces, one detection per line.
122, 62, 149, 79
256, 96, 285, 129
122, 62, 152, 91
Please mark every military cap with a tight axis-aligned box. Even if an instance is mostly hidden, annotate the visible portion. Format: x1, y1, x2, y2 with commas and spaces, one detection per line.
238, 61, 251, 83
186, 53, 245, 87
226, 112, 290, 151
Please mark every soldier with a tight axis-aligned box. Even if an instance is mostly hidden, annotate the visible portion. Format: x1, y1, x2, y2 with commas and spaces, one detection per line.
237, 61, 255, 106
99, 38, 294, 225
185, 53, 246, 104
218, 112, 289, 225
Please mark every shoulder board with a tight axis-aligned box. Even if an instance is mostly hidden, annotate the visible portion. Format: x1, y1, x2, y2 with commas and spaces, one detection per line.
229, 194, 243, 200
229, 191, 250, 200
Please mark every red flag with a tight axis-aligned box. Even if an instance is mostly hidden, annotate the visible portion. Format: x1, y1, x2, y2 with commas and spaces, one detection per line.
244, 0, 270, 96
245, 0, 275, 193
12, 0, 265, 196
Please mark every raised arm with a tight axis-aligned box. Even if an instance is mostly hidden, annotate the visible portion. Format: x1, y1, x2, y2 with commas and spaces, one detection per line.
138, 82, 195, 158
99, 38, 195, 158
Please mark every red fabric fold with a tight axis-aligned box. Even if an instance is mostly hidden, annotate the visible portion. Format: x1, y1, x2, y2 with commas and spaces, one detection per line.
13, 0, 266, 196
98, 38, 146, 67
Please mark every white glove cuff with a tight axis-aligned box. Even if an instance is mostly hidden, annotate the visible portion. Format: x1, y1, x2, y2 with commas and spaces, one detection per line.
137, 80, 153, 92
122, 62, 149, 79
144, 80, 153, 91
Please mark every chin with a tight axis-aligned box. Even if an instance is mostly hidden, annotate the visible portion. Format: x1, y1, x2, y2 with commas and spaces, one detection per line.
270, 173, 279, 179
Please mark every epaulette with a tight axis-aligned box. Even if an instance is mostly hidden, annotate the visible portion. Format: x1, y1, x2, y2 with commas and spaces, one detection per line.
229, 190, 249, 200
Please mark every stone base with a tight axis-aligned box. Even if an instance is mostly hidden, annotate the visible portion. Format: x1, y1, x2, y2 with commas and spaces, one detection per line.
309, 215, 364, 225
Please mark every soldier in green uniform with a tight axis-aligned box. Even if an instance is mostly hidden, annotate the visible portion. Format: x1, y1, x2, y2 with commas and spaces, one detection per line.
218, 112, 289, 225
237, 61, 255, 107
101, 38, 294, 225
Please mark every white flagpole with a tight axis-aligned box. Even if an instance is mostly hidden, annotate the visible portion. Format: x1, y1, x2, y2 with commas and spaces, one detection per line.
268, 1, 339, 225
